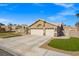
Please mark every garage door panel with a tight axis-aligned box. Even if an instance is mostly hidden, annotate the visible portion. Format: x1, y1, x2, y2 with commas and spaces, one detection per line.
31, 29, 43, 36
46, 29, 54, 36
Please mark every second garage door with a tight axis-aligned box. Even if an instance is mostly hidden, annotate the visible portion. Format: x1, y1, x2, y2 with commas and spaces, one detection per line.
46, 29, 54, 36
31, 29, 43, 36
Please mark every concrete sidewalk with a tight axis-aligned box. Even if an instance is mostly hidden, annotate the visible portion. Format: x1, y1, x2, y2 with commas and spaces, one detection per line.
0, 35, 70, 56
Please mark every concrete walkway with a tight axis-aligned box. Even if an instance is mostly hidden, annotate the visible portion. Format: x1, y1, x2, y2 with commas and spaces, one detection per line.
0, 35, 70, 56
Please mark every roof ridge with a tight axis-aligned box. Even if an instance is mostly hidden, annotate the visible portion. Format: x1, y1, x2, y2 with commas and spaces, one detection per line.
29, 19, 62, 27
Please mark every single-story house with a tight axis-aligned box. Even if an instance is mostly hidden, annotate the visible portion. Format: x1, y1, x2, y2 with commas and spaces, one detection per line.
28, 19, 77, 37
29, 19, 57, 36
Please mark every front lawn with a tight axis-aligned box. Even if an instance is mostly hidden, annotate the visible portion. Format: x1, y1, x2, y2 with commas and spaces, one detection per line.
0, 32, 22, 38
48, 37, 79, 51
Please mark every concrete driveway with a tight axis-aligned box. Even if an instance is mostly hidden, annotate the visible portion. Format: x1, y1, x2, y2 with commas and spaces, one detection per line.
0, 35, 70, 56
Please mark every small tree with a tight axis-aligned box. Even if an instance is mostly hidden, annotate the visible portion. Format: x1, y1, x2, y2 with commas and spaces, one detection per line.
75, 22, 79, 31
0, 23, 5, 26
8, 23, 13, 26
8, 23, 13, 31
75, 13, 79, 31
60, 24, 64, 30
0, 23, 5, 32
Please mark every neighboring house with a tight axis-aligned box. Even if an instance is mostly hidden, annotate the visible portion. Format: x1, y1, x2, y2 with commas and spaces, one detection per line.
0, 26, 16, 32
15, 25, 29, 35
29, 19, 77, 37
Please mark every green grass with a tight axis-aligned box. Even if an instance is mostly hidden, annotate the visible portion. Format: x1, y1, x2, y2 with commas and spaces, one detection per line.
48, 37, 79, 51
0, 32, 22, 38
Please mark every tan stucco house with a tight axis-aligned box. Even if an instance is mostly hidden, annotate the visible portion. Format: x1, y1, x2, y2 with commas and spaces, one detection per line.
28, 19, 77, 37
29, 19, 57, 36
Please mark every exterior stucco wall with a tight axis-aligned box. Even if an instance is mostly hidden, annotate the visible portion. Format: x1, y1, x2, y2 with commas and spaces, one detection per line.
69, 31, 79, 37
30, 20, 56, 29
30, 20, 44, 28
45, 22, 56, 28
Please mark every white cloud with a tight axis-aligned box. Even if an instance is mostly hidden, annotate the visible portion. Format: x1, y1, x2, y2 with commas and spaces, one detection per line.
0, 18, 8, 22
54, 3, 74, 8
47, 9, 76, 23
48, 15, 67, 22
59, 10, 75, 16
0, 18, 11, 24
51, 3, 77, 20
48, 15, 62, 20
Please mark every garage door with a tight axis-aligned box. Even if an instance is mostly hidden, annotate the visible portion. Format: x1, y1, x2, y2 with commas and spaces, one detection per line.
46, 29, 54, 36
31, 29, 43, 36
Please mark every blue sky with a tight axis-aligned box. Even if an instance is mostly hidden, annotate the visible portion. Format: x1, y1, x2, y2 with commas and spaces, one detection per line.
0, 3, 79, 26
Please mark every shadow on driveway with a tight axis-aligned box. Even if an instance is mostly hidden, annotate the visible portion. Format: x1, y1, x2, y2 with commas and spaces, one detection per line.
0, 49, 13, 56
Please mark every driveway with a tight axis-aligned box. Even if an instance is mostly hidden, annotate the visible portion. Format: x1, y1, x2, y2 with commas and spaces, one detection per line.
0, 35, 70, 56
